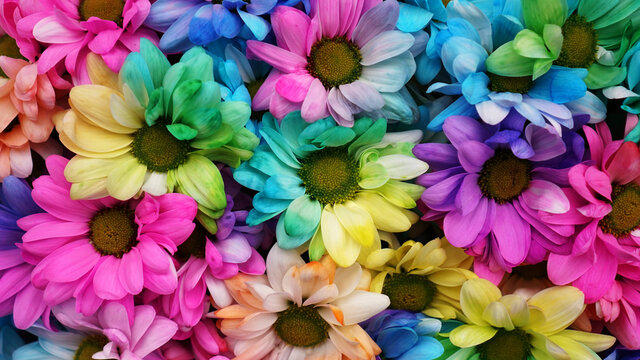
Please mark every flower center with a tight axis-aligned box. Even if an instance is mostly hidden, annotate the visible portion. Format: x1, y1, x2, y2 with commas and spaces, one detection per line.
382, 273, 437, 312
89, 205, 137, 257
74, 335, 109, 360
307, 37, 362, 89
478, 150, 532, 204
478, 329, 531, 360
555, 14, 597, 69
176, 223, 208, 261
131, 123, 190, 173
488, 72, 533, 94
274, 304, 330, 347
79, 0, 124, 24
298, 147, 360, 205
599, 184, 640, 237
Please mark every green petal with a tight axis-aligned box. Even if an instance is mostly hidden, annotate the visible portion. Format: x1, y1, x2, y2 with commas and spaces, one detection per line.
144, 88, 164, 126
166, 123, 198, 140
162, 63, 187, 101
120, 52, 154, 107
197, 212, 218, 234
577, 0, 618, 22
374, 181, 423, 208
584, 63, 627, 89
185, 108, 222, 140
283, 195, 322, 237
348, 118, 387, 155
228, 128, 260, 151
176, 154, 226, 213
190, 123, 234, 150
358, 162, 389, 189
139, 38, 170, 89
592, 0, 640, 30
486, 41, 537, 76
314, 127, 356, 147
543, 24, 563, 58
351, 117, 374, 137
532, 59, 554, 80
450, 325, 498, 348
219, 101, 251, 132
195, 146, 249, 167
172, 80, 202, 123
309, 228, 326, 261
513, 29, 554, 59
181, 51, 214, 82
522, 0, 568, 34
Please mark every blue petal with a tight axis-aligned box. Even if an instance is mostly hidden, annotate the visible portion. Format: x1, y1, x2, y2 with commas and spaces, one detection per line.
2, 177, 39, 216
159, 5, 203, 53
238, 10, 271, 40
264, 175, 305, 200
428, 97, 478, 131
233, 162, 268, 191
440, 37, 487, 82
189, 5, 220, 46
230, 86, 252, 104
461, 72, 490, 104
378, 327, 418, 358
426, 0, 447, 22
252, 191, 291, 214
397, 3, 433, 33
145, 0, 201, 32
530, 67, 588, 104
397, 337, 445, 360
414, 318, 442, 336
213, 5, 243, 39
427, 82, 462, 95
446, 18, 481, 44
415, 52, 441, 85
246, 0, 278, 15
492, 14, 523, 48
501, 0, 523, 20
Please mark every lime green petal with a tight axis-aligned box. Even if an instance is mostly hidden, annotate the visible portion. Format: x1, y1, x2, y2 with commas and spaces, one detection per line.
444, 348, 478, 360
309, 227, 326, 261
195, 147, 245, 167
527, 286, 584, 335
197, 212, 218, 234
377, 154, 428, 180
374, 182, 417, 208
228, 128, 260, 151
283, 195, 322, 237
513, 30, 554, 59
321, 206, 361, 267
485, 42, 536, 76
543, 24, 563, 57
175, 154, 227, 213
584, 63, 627, 89
139, 38, 170, 89
166, 123, 198, 140
333, 201, 377, 247
459, 279, 502, 326
219, 101, 251, 131
354, 192, 413, 232
522, 0, 567, 34
171, 80, 202, 123
482, 301, 514, 331
359, 162, 389, 189
532, 59, 554, 80
106, 155, 147, 200
190, 123, 234, 150
559, 330, 615, 352
450, 325, 498, 348
145, 88, 164, 126
348, 118, 387, 156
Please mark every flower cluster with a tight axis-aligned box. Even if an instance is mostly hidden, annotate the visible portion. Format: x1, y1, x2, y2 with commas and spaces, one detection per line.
0, 0, 639, 358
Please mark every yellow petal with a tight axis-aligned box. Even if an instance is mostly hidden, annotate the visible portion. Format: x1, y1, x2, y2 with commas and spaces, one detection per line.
333, 201, 377, 247
60, 110, 133, 153
559, 329, 615, 353
482, 301, 514, 330
110, 93, 144, 129
527, 286, 585, 335
547, 334, 601, 360
321, 206, 361, 267
354, 192, 413, 232
69, 179, 109, 200
429, 268, 475, 287
499, 294, 530, 328
87, 52, 119, 90
365, 248, 395, 269
106, 154, 147, 200
70, 85, 137, 134
369, 271, 387, 293
65, 155, 121, 182
449, 324, 498, 348
58, 131, 131, 159
529, 331, 563, 360
460, 278, 502, 326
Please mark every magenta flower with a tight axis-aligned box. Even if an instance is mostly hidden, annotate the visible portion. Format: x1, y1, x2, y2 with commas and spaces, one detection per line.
246, 0, 417, 126
161, 319, 230, 360
413, 115, 582, 281
21, 0, 158, 85
18, 155, 197, 316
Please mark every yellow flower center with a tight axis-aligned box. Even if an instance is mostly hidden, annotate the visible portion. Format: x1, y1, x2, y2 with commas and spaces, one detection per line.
478, 329, 531, 360
176, 223, 208, 260
488, 72, 533, 94
382, 273, 437, 312
74, 335, 109, 360
599, 184, 640, 237
79, 0, 125, 24
274, 304, 330, 347
555, 14, 597, 69
89, 206, 137, 257
298, 147, 360, 205
131, 123, 190, 172
307, 37, 362, 89
478, 150, 532, 204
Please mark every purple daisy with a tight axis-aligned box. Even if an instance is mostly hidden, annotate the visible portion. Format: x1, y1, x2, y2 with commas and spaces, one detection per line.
413, 113, 585, 282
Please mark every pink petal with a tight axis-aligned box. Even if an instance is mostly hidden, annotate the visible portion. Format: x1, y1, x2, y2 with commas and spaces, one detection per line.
522, 179, 570, 214
118, 248, 144, 294
99, 302, 132, 338
216, 233, 252, 264
130, 305, 156, 348
22, 221, 89, 243
568, 164, 601, 204
13, 284, 46, 329
135, 195, 160, 225
32, 16, 85, 44
144, 266, 178, 295
88, 28, 124, 54
35, 240, 100, 283
444, 197, 488, 248
246, 40, 306, 74
253, 70, 281, 111
93, 256, 128, 300
0, 263, 32, 302
316, 0, 340, 37
583, 125, 604, 166
238, 248, 266, 275
573, 241, 618, 303
132, 316, 177, 357
547, 250, 595, 285
605, 141, 640, 184
327, 87, 355, 127
301, 78, 329, 122
269, 91, 300, 120
137, 239, 172, 274
37, 42, 81, 74
584, 166, 612, 200
492, 203, 529, 265
0, 57, 28, 79
472, 259, 504, 285
275, 72, 314, 103
351, 0, 399, 47
271, 6, 309, 57
205, 239, 223, 273
31, 178, 94, 222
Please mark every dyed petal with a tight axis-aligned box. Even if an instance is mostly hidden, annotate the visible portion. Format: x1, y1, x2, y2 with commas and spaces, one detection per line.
522, 179, 570, 214
493, 203, 529, 265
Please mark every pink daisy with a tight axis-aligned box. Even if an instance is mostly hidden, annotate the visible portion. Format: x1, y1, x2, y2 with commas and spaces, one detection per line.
161, 319, 231, 360
246, 0, 417, 126
18, 155, 197, 316
22, 0, 158, 85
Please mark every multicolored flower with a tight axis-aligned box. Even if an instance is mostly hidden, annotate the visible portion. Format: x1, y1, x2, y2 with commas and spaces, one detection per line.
446, 278, 615, 360
234, 112, 427, 267
215, 246, 389, 359
246, 0, 419, 126
54, 40, 257, 232
18, 155, 197, 316
362, 238, 476, 320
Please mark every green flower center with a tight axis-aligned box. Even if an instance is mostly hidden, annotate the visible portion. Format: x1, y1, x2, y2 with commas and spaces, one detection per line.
478, 329, 531, 360
478, 150, 532, 204
131, 123, 190, 172
298, 147, 360, 205
382, 273, 437, 312
555, 14, 598, 69
274, 304, 330, 347
74, 335, 109, 360
488, 72, 533, 94
599, 184, 640, 237
89, 206, 137, 257
307, 37, 362, 89
79, 0, 124, 24
176, 223, 208, 261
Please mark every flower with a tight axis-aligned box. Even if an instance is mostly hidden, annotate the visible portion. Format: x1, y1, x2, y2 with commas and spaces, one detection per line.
361, 310, 445, 360
425, 0, 606, 132
215, 246, 390, 359
362, 238, 476, 320
446, 278, 615, 360
145, 0, 309, 54
20, 0, 159, 85
234, 112, 428, 267
54, 40, 257, 232
0, 176, 49, 329
485, 0, 638, 89
246, 0, 418, 126
161, 319, 231, 360
414, 115, 582, 279
0, 56, 62, 179
18, 155, 197, 316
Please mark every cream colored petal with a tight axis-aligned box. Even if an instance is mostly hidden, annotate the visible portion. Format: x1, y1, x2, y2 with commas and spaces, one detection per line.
87, 52, 119, 90
547, 334, 601, 360
321, 207, 361, 268
60, 110, 133, 153
482, 301, 514, 331
70, 85, 136, 134
530, 330, 569, 360
333, 263, 362, 297
141, 171, 168, 196
354, 192, 413, 232
69, 179, 109, 200
110, 93, 144, 129
376, 154, 428, 180
106, 154, 147, 200
527, 286, 585, 335
65, 155, 121, 182
499, 295, 530, 328
332, 290, 390, 325
333, 201, 377, 247
558, 329, 615, 353
459, 278, 502, 326
449, 324, 498, 348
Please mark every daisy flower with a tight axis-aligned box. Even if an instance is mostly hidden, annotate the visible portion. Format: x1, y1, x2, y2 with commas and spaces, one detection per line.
54, 40, 257, 233
0, 176, 49, 329
18, 155, 197, 316
446, 278, 615, 360
214, 246, 390, 359
362, 238, 476, 320
246, 0, 418, 126
161, 318, 230, 360
414, 115, 582, 280
0, 56, 62, 180
234, 112, 428, 267
486, 0, 638, 89
19, 0, 159, 85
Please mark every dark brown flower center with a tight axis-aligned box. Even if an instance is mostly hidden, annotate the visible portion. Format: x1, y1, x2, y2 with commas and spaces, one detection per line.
79, 0, 125, 24
274, 304, 330, 347
74, 335, 109, 360
488, 72, 533, 94
599, 184, 640, 237
131, 123, 190, 172
555, 14, 598, 69
478, 329, 531, 360
478, 150, 532, 204
307, 37, 362, 89
382, 273, 437, 312
89, 205, 137, 257
298, 147, 360, 205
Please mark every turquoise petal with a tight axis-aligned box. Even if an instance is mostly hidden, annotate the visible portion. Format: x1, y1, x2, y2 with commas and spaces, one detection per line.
397, 3, 433, 33
264, 175, 305, 200
248, 146, 298, 177
280, 111, 307, 150
145, 88, 164, 126
314, 127, 356, 147
167, 123, 198, 140
139, 38, 170, 89
277, 214, 317, 249
584, 63, 627, 89
260, 127, 301, 169
253, 191, 291, 214
283, 195, 322, 237
247, 209, 280, 226
233, 162, 268, 191
578, 0, 619, 22
120, 52, 155, 107
184, 108, 221, 140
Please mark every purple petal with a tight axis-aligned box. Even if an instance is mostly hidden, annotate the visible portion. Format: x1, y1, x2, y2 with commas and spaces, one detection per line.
442, 115, 492, 148
525, 125, 566, 162
455, 173, 483, 215
412, 143, 459, 171
522, 179, 570, 214
492, 203, 529, 266
444, 197, 488, 248
457, 140, 493, 173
